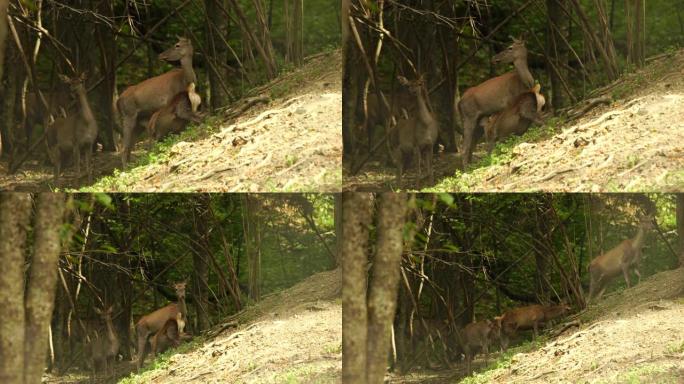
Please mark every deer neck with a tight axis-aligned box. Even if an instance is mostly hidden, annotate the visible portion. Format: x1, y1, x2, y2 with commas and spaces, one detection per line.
77, 88, 95, 124
513, 57, 534, 89
178, 297, 187, 318
104, 317, 117, 346
631, 226, 645, 250
180, 56, 197, 86
415, 88, 433, 124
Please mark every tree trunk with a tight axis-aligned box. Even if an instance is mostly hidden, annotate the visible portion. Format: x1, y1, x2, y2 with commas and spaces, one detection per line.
243, 194, 262, 302
292, 0, 303, 66
334, 194, 343, 267
0, 194, 32, 383
23, 193, 65, 384
546, 0, 568, 110
341, 192, 372, 384
634, 0, 645, 67
0, 0, 8, 86
677, 194, 684, 267
366, 193, 407, 384
205, 0, 230, 110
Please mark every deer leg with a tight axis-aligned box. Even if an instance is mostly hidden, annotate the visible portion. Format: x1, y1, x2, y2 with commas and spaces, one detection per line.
121, 115, 137, 169
621, 264, 632, 288
85, 146, 92, 183
425, 146, 434, 184
73, 144, 81, 177
461, 117, 477, 168
634, 267, 641, 284
136, 329, 150, 371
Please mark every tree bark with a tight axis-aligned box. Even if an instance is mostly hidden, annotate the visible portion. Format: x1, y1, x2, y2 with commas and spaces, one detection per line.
0, 193, 32, 383
546, 0, 568, 110
0, 0, 8, 84
366, 193, 406, 384
243, 194, 262, 302
341, 192, 372, 384
205, 0, 230, 109
677, 194, 684, 267
23, 193, 65, 384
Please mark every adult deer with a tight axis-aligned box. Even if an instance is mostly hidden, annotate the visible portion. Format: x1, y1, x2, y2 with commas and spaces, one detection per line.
89, 306, 120, 379
116, 37, 197, 168
587, 216, 654, 303
455, 38, 534, 168
135, 282, 187, 370
392, 75, 439, 184
46, 73, 98, 182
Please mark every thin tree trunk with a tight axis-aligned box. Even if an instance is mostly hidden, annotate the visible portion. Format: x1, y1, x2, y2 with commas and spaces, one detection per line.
341, 192, 372, 384
0, 0, 8, 83
366, 193, 407, 384
243, 194, 262, 302
293, 0, 303, 66
547, 0, 568, 110
0, 194, 32, 383
205, 0, 230, 110
24, 193, 65, 384
677, 194, 684, 267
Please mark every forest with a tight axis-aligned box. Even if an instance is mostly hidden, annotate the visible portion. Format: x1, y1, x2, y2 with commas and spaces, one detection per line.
342, 0, 684, 192
0, 0, 342, 192
342, 192, 684, 383
0, 192, 341, 383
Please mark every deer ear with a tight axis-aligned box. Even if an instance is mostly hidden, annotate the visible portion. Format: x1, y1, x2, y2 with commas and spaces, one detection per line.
397, 76, 409, 85
58, 74, 70, 83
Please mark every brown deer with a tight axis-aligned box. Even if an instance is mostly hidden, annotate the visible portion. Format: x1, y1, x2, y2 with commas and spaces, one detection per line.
46, 73, 98, 182
483, 84, 546, 153
587, 217, 654, 303
460, 318, 501, 374
146, 84, 203, 145
89, 306, 120, 379
116, 37, 196, 168
24, 90, 71, 145
392, 75, 439, 184
455, 38, 534, 168
135, 282, 187, 370
498, 303, 571, 351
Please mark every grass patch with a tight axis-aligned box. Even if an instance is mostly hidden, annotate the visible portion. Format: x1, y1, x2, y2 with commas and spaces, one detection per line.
427, 118, 564, 192
119, 337, 205, 384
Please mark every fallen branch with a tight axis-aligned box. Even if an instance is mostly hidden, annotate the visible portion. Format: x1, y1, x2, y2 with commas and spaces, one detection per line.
567, 95, 612, 121
223, 95, 271, 119
535, 167, 576, 182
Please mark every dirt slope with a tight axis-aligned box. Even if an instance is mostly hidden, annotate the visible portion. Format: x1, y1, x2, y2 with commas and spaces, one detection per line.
128, 269, 342, 384
0, 51, 342, 192
478, 268, 684, 384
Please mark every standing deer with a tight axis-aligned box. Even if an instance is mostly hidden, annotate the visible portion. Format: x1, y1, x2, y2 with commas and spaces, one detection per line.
89, 306, 120, 379
135, 282, 187, 370
149, 312, 190, 359
46, 73, 98, 182
587, 217, 654, 303
455, 38, 534, 168
116, 37, 196, 168
392, 75, 439, 184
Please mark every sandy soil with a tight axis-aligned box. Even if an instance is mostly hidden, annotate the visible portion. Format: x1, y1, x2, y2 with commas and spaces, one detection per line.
0, 51, 342, 192
134, 269, 342, 384
344, 50, 684, 192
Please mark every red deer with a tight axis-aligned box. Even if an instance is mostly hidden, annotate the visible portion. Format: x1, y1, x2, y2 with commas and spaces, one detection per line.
146, 84, 203, 144
88, 306, 120, 379
116, 37, 197, 168
24, 90, 71, 145
483, 84, 546, 153
391, 75, 439, 184
455, 39, 534, 168
587, 217, 654, 303
460, 318, 501, 374
135, 282, 187, 370
46, 73, 98, 182
499, 303, 571, 351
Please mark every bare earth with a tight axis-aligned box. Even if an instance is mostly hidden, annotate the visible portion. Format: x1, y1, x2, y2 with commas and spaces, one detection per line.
136, 269, 342, 384
344, 50, 684, 192
0, 51, 342, 192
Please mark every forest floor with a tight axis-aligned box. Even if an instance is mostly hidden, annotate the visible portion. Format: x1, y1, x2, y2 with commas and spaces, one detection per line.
0, 50, 342, 192
121, 268, 341, 384
344, 49, 684, 192
387, 267, 684, 384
